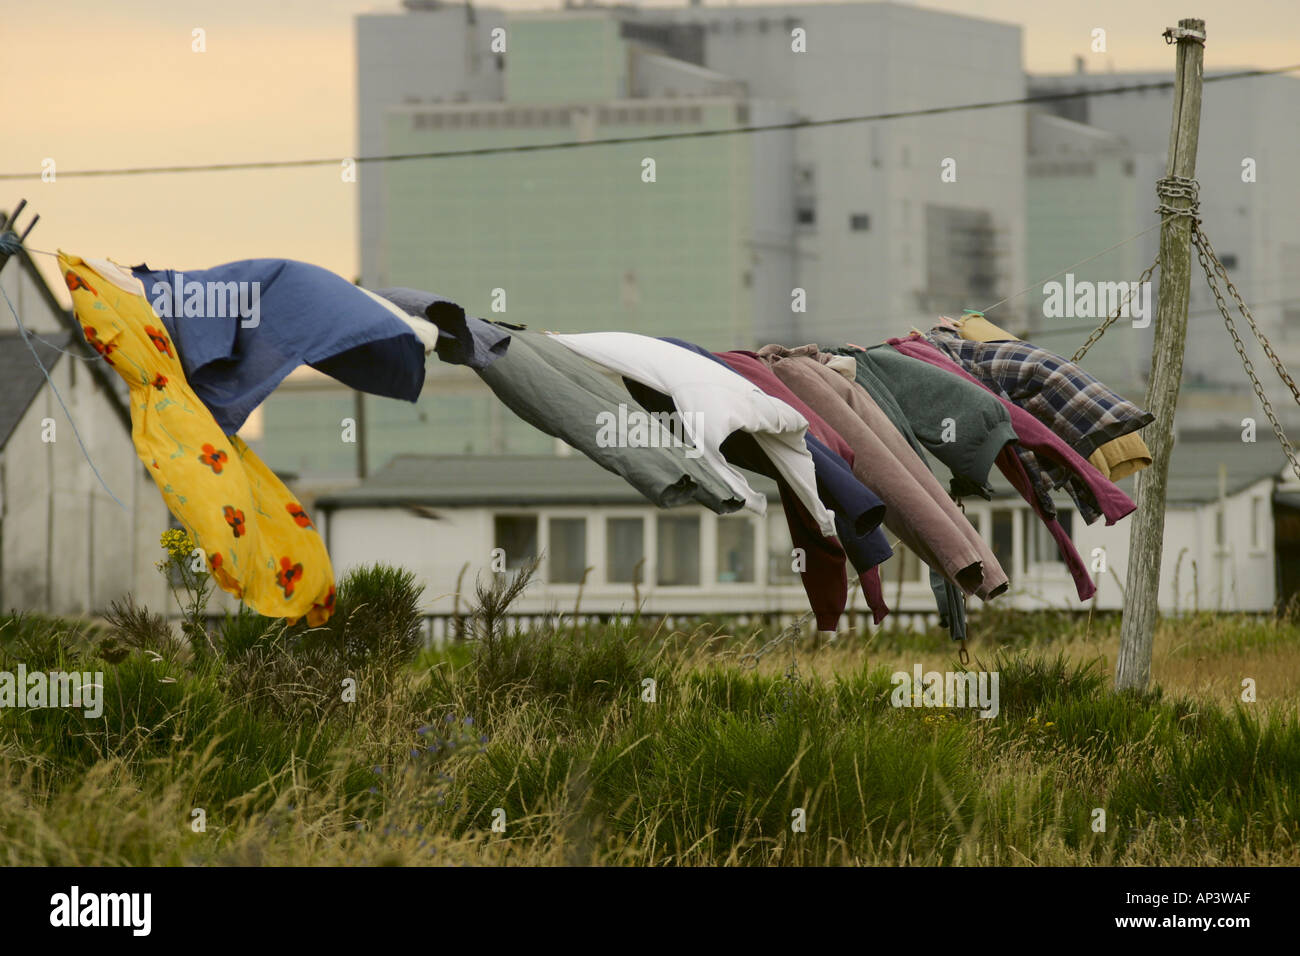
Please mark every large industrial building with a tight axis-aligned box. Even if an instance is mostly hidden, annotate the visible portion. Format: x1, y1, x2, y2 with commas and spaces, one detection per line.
252, 0, 1029, 482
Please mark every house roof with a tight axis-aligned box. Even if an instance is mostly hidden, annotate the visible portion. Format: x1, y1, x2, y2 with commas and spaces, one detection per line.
0, 330, 70, 449
0, 218, 132, 434
322, 434, 1290, 513
316, 453, 780, 509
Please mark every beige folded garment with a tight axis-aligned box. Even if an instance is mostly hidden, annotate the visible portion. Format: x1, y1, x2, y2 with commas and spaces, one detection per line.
1088, 432, 1152, 481
955, 314, 1020, 343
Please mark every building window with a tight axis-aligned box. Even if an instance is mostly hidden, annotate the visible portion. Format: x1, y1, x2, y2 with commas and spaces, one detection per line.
850, 213, 870, 232
1252, 497, 1263, 548
606, 517, 645, 584
657, 515, 700, 586
767, 514, 799, 585
548, 517, 587, 584
1024, 509, 1069, 566
885, 542, 924, 587
991, 509, 1015, 582
494, 514, 537, 570
716, 517, 756, 583
1216, 507, 1225, 548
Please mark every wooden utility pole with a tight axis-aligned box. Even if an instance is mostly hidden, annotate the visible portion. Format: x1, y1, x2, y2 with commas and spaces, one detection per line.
1115, 18, 1206, 690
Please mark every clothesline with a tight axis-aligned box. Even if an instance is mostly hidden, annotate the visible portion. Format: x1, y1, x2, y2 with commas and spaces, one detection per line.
3, 63, 1297, 181
8, 246, 1154, 640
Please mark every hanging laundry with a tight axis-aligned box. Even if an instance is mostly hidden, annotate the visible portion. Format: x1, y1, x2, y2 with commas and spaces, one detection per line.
828, 345, 1019, 640
551, 332, 834, 536
947, 308, 1154, 482
755, 345, 1009, 603
711, 347, 896, 624
374, 287, 511, 371
910, 331, 1141, 527
841, 346, 1019, 499
891, 332, 1136, 522
662, 341, 887, 541
1087, 433, 1153, 481
129, 259, 442, 434
472, 326, 744, 513
60, 253, 335, 623
645, 339, 893, 631
952, 313, 1019, 343
927, 326, 1154, 467
940, 315, 1144, 498
836, 342, 1098, 601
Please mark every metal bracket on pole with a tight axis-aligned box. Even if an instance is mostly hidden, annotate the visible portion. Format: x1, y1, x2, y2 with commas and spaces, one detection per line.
0, 198, 40, 276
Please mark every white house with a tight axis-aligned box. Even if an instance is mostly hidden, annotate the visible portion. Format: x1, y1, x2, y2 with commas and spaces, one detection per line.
0, 240, 170, 616
317, 436, 1295, 634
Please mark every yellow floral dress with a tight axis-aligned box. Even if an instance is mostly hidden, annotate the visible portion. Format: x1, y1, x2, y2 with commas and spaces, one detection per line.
60, 252, 335, 624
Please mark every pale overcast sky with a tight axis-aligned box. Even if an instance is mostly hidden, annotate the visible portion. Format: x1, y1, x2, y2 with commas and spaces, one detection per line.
3, 0, 1296, 294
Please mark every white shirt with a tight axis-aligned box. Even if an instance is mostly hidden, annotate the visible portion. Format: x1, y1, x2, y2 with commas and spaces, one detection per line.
551, 331, 836, 535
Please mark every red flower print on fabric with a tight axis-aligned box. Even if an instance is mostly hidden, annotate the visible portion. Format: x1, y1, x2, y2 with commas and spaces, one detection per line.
144, 325, 173, 357
82, 326, 116, 365
222, 505, 246, 537
199, 444, 229, 474
313, 586, 336, 616
64, 271, 96, 295
276, 557, 304, 598
286, 502, 314, 528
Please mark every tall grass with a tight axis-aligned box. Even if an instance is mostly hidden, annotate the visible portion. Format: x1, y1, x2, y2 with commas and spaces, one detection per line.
0, 564, 1297, 865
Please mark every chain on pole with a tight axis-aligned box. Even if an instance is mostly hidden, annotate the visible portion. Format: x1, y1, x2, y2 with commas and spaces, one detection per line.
1193, 223, 1300, 483
1075, 167, 1300, 482
1072, 257, 1161, 363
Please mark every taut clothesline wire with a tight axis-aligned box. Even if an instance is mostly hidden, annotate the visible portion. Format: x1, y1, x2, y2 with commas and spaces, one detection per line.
2, 64, 1297, 181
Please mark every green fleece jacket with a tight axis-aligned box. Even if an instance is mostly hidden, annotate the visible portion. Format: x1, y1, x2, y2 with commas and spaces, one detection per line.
849, 346, 1019, 498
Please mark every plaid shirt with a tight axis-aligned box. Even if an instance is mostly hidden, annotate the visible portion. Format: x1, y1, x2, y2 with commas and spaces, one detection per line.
927, 328, 1152, 523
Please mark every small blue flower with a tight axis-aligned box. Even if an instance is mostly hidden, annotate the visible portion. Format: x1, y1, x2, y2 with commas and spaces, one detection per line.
371, 766, 383, 775
416, 725, 431, 737
463, 716, 474, 727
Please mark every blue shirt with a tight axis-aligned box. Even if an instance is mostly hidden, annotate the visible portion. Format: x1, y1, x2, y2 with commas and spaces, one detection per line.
132, 259, 431, 434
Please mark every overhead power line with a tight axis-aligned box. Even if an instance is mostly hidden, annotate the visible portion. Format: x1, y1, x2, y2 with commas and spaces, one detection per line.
2, 64, 1297, 181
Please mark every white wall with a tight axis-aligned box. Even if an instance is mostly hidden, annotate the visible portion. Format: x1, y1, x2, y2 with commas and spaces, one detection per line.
0, 256, 171, 617
326, 502, 833, 620
322, 483, 1280, 626
1002, 477, 1276, 613
0, 350, 171, 617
